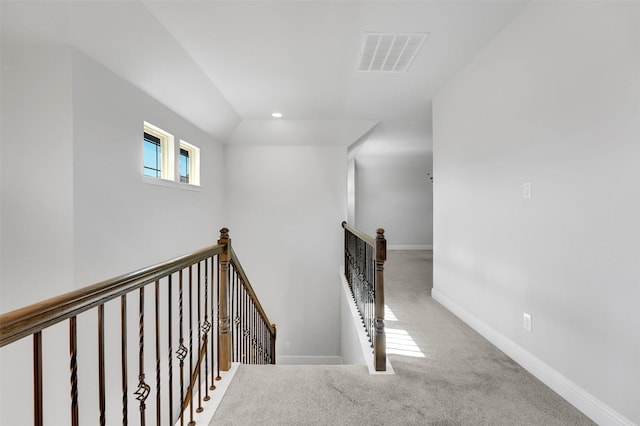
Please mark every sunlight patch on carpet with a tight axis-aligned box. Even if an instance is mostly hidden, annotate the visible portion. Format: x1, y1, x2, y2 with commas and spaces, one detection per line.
385, 304, 398, 321
386, 328, 425, 358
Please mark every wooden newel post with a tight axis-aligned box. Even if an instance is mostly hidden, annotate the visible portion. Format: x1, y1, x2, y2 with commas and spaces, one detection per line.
374, 228, 387, 372
270, 324, 277, 364
218, 228, 232, 371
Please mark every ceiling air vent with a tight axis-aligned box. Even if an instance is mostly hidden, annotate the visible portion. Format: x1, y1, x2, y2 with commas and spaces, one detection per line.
357, 32, 429, 73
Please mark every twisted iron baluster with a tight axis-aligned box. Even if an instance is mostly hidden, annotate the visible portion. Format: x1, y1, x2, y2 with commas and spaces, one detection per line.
155, 280, 161, 425
70, 317, 79, 426
177, 271, 187, 426
188, 266, 195, 425
203, 257, 213, 397
135, 288, 150, 426
196, 262, 204, 413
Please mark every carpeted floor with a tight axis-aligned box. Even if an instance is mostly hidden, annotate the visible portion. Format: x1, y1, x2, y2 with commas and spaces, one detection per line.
211, 251, 595, 425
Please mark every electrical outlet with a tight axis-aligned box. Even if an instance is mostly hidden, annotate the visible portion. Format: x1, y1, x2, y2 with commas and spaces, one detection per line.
523, 312, 532, 332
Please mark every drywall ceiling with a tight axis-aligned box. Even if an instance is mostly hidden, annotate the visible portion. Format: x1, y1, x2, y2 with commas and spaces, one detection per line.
1, 1, 527, 153
144, 0, 526, 154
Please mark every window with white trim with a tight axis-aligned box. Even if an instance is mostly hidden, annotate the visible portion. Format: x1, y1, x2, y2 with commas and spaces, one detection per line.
143, 122, 174, 181
179, 140, 200, 186
142, 122, 200, 187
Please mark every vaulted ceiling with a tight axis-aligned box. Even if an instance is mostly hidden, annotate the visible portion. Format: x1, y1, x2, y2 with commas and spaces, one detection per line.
1, 0, 527, 157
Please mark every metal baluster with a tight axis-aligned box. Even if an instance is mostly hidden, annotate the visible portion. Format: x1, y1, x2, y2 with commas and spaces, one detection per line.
236, 270, 240, 363
264, 323, 268, 364
216, 257, 221, 381
214, 255, 219, 390
136, 288, 150, 426
259, 321, 263, 364
120, 296, 128, 426
155, 280, 161, 425
255, 305, 259, 364
253, 302, 257, 364
177, 271, 186, 426
367, 242, 372, 344
188, 266, 195, 426
233, 271, 242, 362
33, 331, 43, 426
204, 257, 214, 396
246, 289, 250, 363
70, 317, 79, 426
98, 304, 106, 426
196, 262, 204, 413
237, 271, 241, 363
251, 294, 255, 364
236, 272, 240, 362
262, 320, 268, 364
168, 275, 174, 423
264, 322, 268, 364
229, 264, 236, 362
243, 288, 248, 363
365, 241, 369, 341
368, 247, 372, 345
259, 316, 263, 364
252, 305, 256, 364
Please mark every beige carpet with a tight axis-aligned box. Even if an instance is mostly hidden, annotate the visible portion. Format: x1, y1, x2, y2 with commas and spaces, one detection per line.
211, 251, 594, 425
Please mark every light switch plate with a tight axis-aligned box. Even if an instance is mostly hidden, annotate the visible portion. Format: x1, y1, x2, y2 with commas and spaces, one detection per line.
523, 182, 532, 199
523, 312, 532, 332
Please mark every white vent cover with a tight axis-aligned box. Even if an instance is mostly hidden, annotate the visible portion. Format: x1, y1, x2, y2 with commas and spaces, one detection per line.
357, 32, 429, 73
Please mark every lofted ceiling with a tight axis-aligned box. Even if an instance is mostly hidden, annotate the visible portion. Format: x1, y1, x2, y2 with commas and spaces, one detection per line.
1, 0, 528, 156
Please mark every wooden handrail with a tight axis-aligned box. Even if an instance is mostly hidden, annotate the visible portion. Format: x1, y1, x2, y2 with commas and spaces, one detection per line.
230, 247, 276, 336
342, 221, 375, 247
0, 244, 225, 347
1, 227, 277, 424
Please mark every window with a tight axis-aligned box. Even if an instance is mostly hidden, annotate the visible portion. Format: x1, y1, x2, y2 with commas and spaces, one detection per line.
179, 148, 190, 183
143, 132, 162, 177
142, 122, 200, 187
143, 122, 174, 181
179, 140, 200, 186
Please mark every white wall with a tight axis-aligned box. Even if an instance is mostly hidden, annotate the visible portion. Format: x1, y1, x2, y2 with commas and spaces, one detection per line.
0, 45, 226, 425
72, 51, 225, 286
1, 44, 76, 426
71, 51, 226, 426
433, 2, 639, 424
1, 45, 75, 311
224, 145, 347, 363
356, 151, 433, 248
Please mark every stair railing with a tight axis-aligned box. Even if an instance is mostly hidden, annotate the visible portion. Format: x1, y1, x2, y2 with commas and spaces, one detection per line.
341, 221, 387, 371
0, 227, 275, 426
229, 247, 277, 365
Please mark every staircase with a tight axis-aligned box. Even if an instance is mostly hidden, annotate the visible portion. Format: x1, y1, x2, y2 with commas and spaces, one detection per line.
0, 228, 274, 426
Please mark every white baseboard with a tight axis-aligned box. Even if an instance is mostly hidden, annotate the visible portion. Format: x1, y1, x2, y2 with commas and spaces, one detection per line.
276, 356, 343, 365
432, 288, 635, 426
388, 244, 433, 250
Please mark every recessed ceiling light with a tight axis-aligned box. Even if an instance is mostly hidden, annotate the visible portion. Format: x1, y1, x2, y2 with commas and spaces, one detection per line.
272, 112, 283, 118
